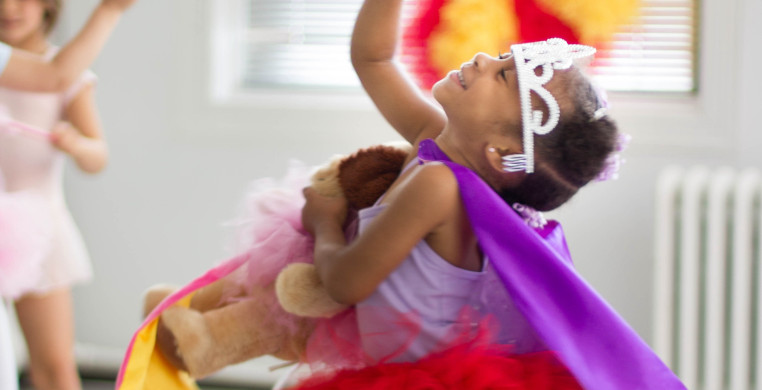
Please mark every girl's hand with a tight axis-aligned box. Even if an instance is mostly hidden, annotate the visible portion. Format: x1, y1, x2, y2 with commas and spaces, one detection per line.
100, 0, 138, 12
50, 122, 82, 156
302, 187, 348, 236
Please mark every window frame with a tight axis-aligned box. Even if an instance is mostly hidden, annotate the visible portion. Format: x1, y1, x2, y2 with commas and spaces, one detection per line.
171, 0, 739, 153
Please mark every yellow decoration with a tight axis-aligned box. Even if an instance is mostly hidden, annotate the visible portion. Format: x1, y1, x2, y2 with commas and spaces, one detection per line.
117, 293, 199, 390
536, 0, 641, 44
428, 0, 518, 78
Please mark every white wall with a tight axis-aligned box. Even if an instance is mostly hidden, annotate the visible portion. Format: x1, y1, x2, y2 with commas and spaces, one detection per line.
24, 0, 759, 379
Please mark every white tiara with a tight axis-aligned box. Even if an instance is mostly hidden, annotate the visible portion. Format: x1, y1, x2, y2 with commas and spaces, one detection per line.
501, 38, 596, 174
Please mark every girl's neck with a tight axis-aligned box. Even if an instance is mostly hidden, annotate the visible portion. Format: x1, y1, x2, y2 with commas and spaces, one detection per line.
12, 30, 49, 54
434, 128, 476, 171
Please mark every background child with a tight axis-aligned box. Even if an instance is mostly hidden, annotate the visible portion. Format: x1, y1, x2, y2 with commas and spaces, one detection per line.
0, 0, 136, 389
298, 0, 685, 388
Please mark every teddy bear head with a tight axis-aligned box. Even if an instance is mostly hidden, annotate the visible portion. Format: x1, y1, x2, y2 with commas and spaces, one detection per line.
311, 143, 412, 209
278, 142, 412, 319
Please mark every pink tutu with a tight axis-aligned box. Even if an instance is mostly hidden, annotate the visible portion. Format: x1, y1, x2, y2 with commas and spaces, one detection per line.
220, 162, 315, 330
218, 162, 372, 368
0, 190, 52, 299
228, 162, 313, 288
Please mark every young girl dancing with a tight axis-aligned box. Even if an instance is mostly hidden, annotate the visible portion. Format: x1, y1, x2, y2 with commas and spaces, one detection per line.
121, 0, 682, 388
294, 0, 686, 388
0, 1, 137, 389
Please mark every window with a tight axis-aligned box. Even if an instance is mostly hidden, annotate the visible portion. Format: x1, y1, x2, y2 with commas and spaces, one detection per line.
239, 0, 363, 90
215, 0, 698, 96
592, 0, 697, 92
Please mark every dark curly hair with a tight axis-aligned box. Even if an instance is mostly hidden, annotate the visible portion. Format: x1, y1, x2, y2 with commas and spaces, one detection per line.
498, 69, 619, 212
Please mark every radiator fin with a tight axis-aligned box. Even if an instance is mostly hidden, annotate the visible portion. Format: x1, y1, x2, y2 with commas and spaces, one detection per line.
654, 167, 761, 390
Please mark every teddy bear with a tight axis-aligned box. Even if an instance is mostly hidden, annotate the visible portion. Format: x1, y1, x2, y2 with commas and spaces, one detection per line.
142, 142, 412, 379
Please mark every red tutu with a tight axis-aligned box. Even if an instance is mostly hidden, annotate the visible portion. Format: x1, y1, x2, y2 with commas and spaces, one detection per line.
292, 344, 582, 390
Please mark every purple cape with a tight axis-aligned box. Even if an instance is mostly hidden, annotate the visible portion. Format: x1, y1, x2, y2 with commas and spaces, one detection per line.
418, 139, 684, 390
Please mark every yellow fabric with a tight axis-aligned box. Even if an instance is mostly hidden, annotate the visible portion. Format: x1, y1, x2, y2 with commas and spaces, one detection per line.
428, 0, 518, 78
117, 293, 199, 390
536, 0, 641, 44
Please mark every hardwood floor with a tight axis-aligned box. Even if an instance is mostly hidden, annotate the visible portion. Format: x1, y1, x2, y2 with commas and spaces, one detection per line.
17, 374, 268, 390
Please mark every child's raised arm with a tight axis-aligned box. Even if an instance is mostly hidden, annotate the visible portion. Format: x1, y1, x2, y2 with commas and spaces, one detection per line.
351, 0, 445, 145
0, 0, 136, 92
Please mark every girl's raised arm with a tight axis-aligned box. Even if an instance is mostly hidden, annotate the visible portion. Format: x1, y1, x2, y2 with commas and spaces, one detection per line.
0, 0, 135, 92
351, 0, 445, 145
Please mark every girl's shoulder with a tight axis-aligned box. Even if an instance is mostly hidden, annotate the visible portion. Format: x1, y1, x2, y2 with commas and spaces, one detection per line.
413, 161, 457, 183
390, 162, 460, 207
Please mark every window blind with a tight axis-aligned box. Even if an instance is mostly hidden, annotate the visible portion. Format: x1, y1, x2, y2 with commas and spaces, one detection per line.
237, 0, 697, 93
240, 0, 364, 90
591, 0, 697, 92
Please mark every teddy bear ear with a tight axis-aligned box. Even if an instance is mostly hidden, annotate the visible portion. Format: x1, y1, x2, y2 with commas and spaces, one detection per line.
310, 155, 346, 198
338, 145, 410, 210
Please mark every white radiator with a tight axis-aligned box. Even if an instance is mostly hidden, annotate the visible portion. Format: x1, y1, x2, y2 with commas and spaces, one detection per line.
654, 167, 762, 390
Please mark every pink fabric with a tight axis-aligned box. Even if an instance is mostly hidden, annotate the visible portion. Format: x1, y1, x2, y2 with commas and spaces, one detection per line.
228, 162, 313, 287
0, 190, 52, 298
220, 162, 318, 335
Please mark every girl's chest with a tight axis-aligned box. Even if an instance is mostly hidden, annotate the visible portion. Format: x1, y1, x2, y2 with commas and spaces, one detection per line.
0, 87, 64, 131
0, 89, 63, 189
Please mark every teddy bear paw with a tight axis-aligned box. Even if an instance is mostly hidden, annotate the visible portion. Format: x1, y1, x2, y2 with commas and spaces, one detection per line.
276, 263, 349, 318
159, 305, 213, 377
141, 284, 178, 318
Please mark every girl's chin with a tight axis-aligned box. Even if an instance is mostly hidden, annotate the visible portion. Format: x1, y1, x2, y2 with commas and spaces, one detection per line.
430, 83, 443, 102
0, 34, 23, 46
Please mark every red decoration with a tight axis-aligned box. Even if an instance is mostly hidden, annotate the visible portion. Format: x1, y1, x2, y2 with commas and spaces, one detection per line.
402, 0, 449, 90
402, 0, 587, 89
514, 0, 579, 44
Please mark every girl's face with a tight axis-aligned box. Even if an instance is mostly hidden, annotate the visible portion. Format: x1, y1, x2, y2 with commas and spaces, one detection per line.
0, 0, 48, 47
432, 53, 523, 142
